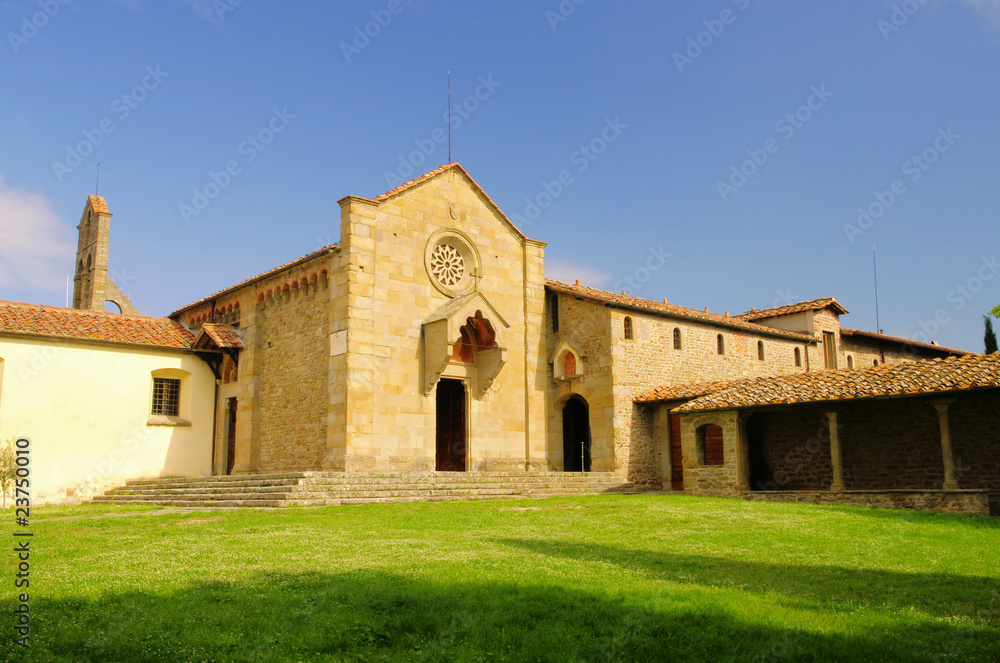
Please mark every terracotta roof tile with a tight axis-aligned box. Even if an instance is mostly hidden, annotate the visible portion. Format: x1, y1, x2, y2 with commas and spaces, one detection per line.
196, 323, 244, 350
171, 245, 338, 317
0, 301, 193, 349
840, 328, 972, 357
636, 378, 751, 404
546, 281, 817, 342
671, 352, 997, 412
736, 297, 848, 321
87, 194, 109, 214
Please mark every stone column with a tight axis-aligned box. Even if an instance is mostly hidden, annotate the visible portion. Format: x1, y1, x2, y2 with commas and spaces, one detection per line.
735, 413, 750, 491
933, 400, 958, 491
826, 411, 844, 492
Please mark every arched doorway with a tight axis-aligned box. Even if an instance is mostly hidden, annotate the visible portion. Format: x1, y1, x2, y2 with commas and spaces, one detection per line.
436, 379, 466, 471
562, 396, 591, 472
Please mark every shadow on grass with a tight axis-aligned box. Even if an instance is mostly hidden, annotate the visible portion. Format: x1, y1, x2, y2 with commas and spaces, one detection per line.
498, 538, 1000, 622
4, 570, 996, 663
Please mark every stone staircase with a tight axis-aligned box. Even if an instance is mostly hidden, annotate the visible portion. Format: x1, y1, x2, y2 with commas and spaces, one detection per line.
92, 471, 639, 508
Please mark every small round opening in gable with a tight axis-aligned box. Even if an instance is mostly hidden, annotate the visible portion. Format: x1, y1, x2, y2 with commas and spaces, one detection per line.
430, 244, 465, 286
424, 228, 481, 297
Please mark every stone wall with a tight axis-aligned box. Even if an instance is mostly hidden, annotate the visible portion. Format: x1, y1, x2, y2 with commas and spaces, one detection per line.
743, 490, 990, 516
678, 410, 741, 496
840, 333, 959, 369
337, 169, 547, 472
721, 390, 1000, 515
949, 391, 1000, 515
545, 293, 616, 472
255, 263, 332, 471
610, 306, 813, 487
745, 408, 834, 491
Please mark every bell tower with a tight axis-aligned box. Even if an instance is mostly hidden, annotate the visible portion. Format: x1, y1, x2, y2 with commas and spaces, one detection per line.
73, 195, 112, 311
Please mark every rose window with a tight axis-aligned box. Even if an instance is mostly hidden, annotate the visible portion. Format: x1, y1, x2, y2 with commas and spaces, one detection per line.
430, 244, 465, 287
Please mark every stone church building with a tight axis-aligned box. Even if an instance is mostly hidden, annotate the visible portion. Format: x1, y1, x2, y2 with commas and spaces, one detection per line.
2, 164, 995, 513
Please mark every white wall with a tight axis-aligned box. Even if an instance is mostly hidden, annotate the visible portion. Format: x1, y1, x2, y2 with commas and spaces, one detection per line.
0, 337, 215, 502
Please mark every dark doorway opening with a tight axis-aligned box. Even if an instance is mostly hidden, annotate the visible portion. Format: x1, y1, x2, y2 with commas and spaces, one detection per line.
669, 413, 684, 490
562, 396, 591, 472
746, 413, 771, 491
225, 397, 238, 475
436, 379, 467, 471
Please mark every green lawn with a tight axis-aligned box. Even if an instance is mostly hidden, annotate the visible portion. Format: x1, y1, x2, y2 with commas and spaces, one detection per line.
5, 495, 999, 662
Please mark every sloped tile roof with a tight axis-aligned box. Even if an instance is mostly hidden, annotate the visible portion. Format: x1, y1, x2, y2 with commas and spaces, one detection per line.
0, 301, 193, 350
636, 378, 752, 404
840, 328, 972, 357
546, 280, 817, 342
671, 352, 997, 412
736, 297, 848, 321
195, 323, 244, 350
171, 245, 338, 317
88, 194, 109, 214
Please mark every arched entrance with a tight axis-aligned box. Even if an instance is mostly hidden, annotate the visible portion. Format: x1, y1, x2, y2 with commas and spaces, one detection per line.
436, 379, 467, 471
562, 396, 591, 472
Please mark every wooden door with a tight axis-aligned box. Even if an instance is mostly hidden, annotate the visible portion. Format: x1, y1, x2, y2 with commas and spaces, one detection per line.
436, 380, 466, 471
669, 414, 684, 490
226, 398, 237, 475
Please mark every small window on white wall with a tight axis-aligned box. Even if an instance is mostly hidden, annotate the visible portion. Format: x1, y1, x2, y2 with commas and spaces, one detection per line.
148, 368, 192, 426
151, 378, 180, 416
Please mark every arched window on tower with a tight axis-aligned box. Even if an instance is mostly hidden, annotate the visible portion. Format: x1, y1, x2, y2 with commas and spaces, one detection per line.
757, 340, 765, 361
623, 316, 634, 340
717, 334, 725, 355
794, 347, 802, 367
673, 327, 682, 350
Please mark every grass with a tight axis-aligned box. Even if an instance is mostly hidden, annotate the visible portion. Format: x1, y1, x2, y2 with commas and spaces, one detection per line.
4, 494, 999, 662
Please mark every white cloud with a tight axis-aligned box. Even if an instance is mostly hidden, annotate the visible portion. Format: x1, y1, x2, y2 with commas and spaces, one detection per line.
545, 259, 612, 288
956, 0, 1000, 24
0, 183, 76, 294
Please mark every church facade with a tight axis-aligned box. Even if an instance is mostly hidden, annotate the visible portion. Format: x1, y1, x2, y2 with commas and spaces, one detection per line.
1, 164, 986, 509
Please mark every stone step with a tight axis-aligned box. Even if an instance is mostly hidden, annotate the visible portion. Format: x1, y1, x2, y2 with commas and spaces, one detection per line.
92, 471, 638, 508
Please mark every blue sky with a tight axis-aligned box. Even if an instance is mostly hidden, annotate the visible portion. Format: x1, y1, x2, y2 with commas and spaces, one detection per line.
1, 0, 998, 351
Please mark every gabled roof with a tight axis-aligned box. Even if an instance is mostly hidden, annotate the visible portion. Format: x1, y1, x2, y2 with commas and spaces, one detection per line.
0, 300, 193, 350
545, 281, 817, 342
87, 194, 109, 215
840, 328, 972, 357
671, 352, 997, 413
736, 297, 848, 321
193, 323, 244, 351
362, 163, 532, 242
171, 245, 338, 317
